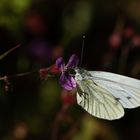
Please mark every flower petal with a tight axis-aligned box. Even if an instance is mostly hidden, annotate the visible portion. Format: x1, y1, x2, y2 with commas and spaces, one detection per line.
66, 54, 79, 68
56, 57, 65, 71
60, 73, 76, 91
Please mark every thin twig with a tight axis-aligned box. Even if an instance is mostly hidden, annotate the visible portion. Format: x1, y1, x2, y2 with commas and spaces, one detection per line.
7, 44, 21, 53
0, 76, 7, 81
0, 71, 36, 81
0, 44, 21, 60
0, 64, 59, 81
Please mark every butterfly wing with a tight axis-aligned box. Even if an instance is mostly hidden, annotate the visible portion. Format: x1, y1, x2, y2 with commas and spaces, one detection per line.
89, 71, 140, 109
75, 70, 124, 120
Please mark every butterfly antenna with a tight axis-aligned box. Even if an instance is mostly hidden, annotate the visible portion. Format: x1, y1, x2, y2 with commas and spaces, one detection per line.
80, 35, 85, 66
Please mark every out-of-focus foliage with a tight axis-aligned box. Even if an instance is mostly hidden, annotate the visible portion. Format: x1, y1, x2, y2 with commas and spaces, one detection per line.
39, 79, 60, 115
126, 1, 140, 24
0, 0, 31, 33
62, 0, 93, 45
72, 115, 118, 140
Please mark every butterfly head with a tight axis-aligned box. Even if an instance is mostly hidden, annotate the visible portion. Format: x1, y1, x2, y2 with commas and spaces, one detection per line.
74, 67, 92, 81
75, 73, 83, 81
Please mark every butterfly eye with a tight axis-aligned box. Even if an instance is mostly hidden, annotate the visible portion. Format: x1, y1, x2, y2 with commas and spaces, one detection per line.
68, 69, 76, 76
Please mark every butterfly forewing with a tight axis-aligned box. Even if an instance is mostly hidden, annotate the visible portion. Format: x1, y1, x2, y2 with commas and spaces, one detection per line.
90, 71, 140, 89
89, 71, 140, 109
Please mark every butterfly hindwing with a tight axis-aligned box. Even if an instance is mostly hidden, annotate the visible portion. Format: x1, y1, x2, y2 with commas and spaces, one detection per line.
75, 70, 124, 120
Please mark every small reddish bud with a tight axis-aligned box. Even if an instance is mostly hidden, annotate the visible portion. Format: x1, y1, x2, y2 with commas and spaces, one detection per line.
108, 32, 121, 49
39, 65, 60, 79
49, 64, 60, 74
3, 76, 10, 92
124, 27, 134, 39
132, 35, 140, 47
61, 89, 76, 105
39, 68, 49, 79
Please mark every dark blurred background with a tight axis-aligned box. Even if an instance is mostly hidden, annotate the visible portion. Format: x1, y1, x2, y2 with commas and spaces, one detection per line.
0, 0, 140, 140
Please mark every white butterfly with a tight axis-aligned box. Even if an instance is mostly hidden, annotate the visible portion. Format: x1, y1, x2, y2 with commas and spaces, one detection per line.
75, 68, 140, 120
56, 54, 140, 120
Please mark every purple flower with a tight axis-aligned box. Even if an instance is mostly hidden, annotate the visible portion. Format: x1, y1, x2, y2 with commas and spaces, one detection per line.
56, 54, 79, 90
